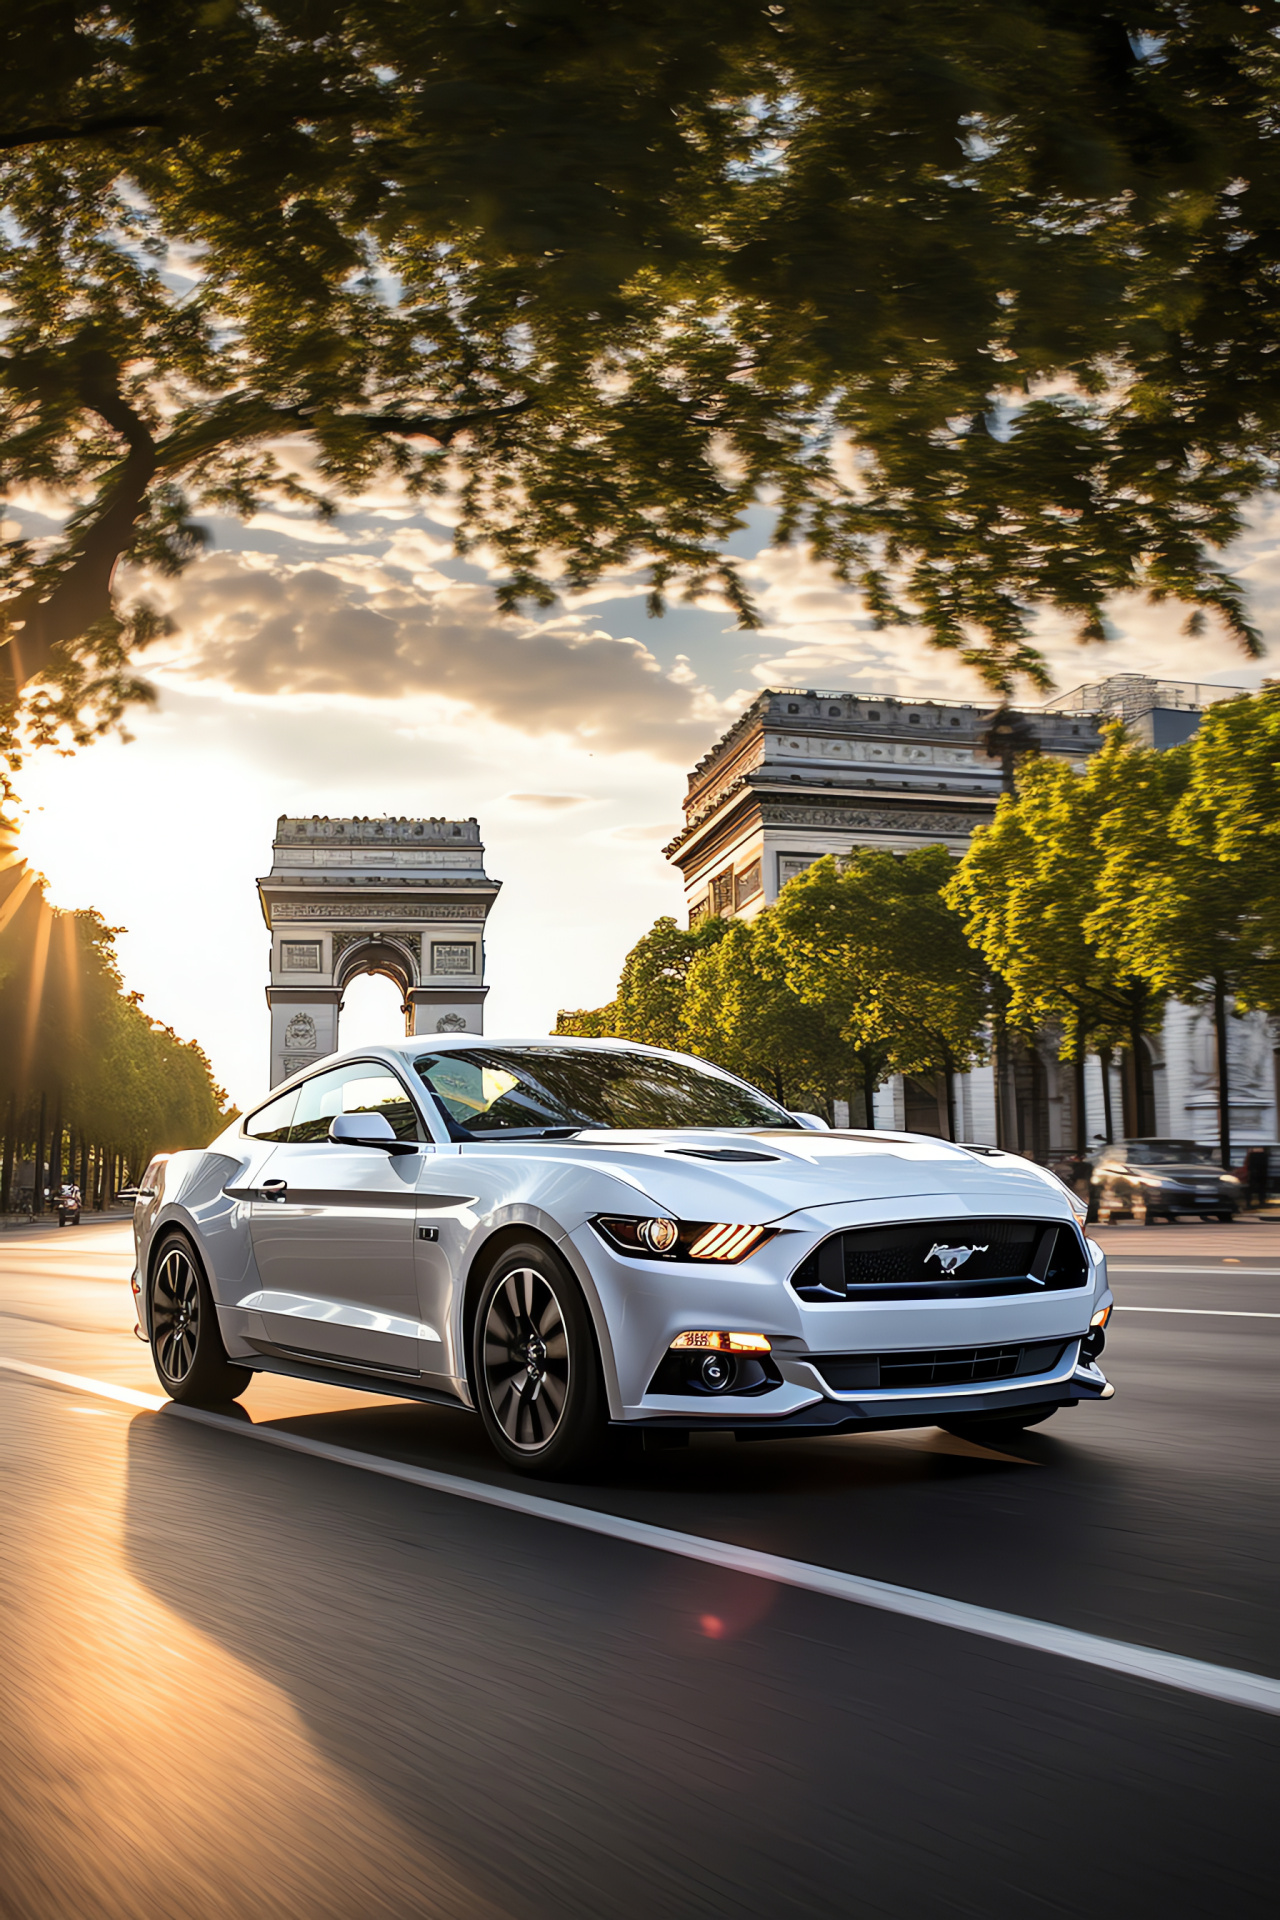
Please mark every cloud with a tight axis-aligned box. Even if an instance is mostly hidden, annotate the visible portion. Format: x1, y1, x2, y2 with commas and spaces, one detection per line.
738, 538, 1273, 703
143, 551, 736, 762
505, 792, 593, 809
242, 512, 355, 545
609, 821, 680, 842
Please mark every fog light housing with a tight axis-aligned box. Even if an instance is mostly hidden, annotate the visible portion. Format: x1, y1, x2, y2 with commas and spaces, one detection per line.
647, 1333, 782, 1398
699, 1352, 735, 1392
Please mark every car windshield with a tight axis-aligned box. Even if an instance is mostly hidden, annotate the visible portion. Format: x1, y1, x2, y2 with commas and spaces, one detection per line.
412, 1045, 800, 1137
1126, 1141, 1217, 1166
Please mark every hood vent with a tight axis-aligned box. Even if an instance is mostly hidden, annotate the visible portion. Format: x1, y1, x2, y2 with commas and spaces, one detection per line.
665, 1148, 782, 1163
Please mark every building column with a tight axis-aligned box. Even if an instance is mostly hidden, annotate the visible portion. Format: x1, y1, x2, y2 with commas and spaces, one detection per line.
267, 987, 341, 1087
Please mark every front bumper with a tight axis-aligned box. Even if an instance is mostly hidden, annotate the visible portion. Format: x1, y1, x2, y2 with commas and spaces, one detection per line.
564, 1211, 1112, 1432
1142, 1185, 1237, 1212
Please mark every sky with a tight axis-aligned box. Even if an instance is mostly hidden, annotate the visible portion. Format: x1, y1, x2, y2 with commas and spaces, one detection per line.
7, 470, 1277, 1111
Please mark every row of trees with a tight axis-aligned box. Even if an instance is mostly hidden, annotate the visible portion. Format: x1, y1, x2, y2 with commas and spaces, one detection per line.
559, 689, 1280, 1162
0, 819, 233, 1212
556, 844, 988, 1131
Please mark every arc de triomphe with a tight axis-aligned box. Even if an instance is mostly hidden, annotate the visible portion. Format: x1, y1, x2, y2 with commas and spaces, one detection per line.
258, 815, 501, 1085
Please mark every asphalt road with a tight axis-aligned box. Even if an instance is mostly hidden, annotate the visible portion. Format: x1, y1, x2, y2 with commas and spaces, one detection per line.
1, 1216, 1277, 1918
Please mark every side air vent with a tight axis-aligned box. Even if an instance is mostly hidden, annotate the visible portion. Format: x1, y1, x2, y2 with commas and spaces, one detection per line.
790, 1218, 1088, 1301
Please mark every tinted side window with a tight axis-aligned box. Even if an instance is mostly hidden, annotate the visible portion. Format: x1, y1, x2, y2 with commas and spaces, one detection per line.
290, 1063, 422, 1143
243, 1089, 299, 1142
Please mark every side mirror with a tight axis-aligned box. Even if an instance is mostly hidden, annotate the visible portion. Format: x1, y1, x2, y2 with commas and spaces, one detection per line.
328, 1112, 418, 1156
789, 1111, 830, 1131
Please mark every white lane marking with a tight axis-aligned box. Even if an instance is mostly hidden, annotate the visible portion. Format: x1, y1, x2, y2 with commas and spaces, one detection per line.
0, 1358, 165, 1410
3, 1356, 1279, 1719
1114, 1305, 1280, 1320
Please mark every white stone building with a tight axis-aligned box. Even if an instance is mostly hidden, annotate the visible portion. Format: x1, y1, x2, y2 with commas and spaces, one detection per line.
664, 678, 1277, 1158
259, 815, 500, 1086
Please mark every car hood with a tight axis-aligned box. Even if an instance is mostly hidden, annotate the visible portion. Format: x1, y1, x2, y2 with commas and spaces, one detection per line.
532, 1129, 1077, 1225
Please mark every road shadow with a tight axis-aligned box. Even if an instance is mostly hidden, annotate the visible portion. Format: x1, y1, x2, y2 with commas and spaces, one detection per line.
121, 1409, 1278, 1920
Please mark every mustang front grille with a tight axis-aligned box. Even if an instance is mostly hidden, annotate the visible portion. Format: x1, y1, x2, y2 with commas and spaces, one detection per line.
813, 1339, 1073, 1392
790, 1217, 1088, 1301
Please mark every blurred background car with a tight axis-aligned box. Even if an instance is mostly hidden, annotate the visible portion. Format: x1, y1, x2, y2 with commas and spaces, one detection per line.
1090, 1140, 1242, 1223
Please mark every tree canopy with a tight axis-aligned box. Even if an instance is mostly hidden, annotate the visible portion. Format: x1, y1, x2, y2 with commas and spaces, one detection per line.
2, 0, 1278, 766
946, 732, 1167, 1146
775, 848, 988, 1133
556, 846, 988, 1131
952, 688, 1280, 1163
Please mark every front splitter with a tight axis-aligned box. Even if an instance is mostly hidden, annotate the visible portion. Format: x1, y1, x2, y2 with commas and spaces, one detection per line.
613, 1372, 1111, 1439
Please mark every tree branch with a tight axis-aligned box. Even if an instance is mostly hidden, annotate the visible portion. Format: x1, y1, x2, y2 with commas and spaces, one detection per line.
1, 354, 156, 695
347, 399, 537, 443
0, 113, 167, 153
0, 383, 538, 698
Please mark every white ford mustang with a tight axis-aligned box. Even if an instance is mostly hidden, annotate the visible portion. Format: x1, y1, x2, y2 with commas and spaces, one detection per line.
130, 1036, 1114, 1474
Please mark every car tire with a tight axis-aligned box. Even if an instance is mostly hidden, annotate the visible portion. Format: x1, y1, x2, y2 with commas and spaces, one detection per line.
472, 1240, 608, 1478
939, 1408, 1058, 1441
1217, 1212, 1235, 1224
148, 1231, 251, 1405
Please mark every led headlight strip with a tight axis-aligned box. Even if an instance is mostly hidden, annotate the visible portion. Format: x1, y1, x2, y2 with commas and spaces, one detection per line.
594, 1215, 776, 1264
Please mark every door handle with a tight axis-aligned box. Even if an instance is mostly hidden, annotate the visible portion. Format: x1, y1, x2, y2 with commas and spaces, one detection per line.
260, 1179, 288, 1202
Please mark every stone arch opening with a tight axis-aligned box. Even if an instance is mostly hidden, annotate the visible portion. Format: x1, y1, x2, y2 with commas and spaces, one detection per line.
334, 937, 418, 1041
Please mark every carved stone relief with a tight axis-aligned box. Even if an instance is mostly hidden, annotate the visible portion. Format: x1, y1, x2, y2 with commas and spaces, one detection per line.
284, 1013, 317, 1051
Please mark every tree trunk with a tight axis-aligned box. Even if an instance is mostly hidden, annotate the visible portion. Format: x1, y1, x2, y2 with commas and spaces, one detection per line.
0, 1093, 14, 1213
78, 1134, 89, 1195
861, 1061, 877, 1131
991, 979, 1015, 1150
1213, 971, 1232, 1171
1126, 999, 1147, 1137
942, 1058, 957, 1142
1099, 1046, 1115, 1144
33, 1091, 46, 1214
49, 1096, 62, 1200
1073, 1013, 1088, 1156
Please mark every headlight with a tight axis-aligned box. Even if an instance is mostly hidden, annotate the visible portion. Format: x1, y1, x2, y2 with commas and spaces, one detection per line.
1222, 1176, 1240, 1187
594, 1215, 777, 1264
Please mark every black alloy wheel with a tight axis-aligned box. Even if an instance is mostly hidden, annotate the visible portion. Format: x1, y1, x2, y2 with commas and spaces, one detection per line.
473, 1242, 607, 1476
148, 1233, 251, 1405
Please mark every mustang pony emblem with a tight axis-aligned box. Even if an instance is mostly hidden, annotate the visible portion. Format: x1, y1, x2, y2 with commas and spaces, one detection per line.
925, 1242, 989, 1273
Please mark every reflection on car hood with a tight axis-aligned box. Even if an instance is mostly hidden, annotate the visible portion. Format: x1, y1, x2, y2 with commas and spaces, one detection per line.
503, 1129, 1077, 1225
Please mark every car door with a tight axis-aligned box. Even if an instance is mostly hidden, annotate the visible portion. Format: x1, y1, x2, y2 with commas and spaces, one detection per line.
245, 1060, 428, 1375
